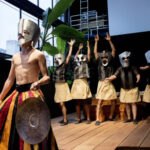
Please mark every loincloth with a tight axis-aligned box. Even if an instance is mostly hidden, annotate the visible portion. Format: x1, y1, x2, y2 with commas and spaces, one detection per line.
54, 82, 72, 103
71, 78, 92, 99
96, 80, 117, 100
120, 87, 141, 103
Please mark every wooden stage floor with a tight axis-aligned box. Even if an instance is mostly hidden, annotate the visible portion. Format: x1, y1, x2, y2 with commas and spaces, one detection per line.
51, 113, 150, 150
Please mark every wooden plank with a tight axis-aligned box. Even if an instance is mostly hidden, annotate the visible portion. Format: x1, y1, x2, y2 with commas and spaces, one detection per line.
140, 120, 150, 148
93, 122, 138, 150
52, 113, 150, 150
71, 122, 126, 150
56, 122, 93, 141
60, 121, 122, 150
59, 120, 117, 145
117, 120, 150, 149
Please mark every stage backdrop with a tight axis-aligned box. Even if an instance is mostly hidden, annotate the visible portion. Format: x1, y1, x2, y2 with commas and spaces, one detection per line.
107, 0, 150, 36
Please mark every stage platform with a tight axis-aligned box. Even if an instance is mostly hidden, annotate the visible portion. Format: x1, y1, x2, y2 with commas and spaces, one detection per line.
51, 113, 150, 150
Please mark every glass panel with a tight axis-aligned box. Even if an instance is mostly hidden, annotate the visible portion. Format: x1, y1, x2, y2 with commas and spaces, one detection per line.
39, 0, 51, 10
0, 0, 20, 55
39, 20, 53, 67
53, 0, 60, 6
22, 11, 38, 23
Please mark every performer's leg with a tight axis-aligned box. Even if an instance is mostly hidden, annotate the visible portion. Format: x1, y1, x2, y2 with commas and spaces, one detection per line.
109, 100, 116, 120
95, 100, 102, 125
124, 103, 132, 123
76, 100, 81, 121
126, 103, 131, 119
60, 102, 67, 123
83, 100, 90, 122
132, 103, 138, 124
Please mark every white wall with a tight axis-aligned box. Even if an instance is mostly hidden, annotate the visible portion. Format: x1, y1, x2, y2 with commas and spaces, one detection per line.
107, 0, 150, 36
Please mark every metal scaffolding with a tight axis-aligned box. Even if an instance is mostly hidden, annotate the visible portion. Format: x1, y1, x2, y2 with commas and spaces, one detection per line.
70, 0, 108, 39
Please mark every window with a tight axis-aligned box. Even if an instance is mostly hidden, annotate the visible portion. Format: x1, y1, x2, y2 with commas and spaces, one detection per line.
0, 0, 64, 66
39, 0, 52, 10
40, 20, 54, 67
0, 0, 19, 55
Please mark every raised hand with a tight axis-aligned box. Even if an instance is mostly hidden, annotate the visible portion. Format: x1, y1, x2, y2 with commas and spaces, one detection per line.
79, 43, 83, 50
68, 39, 76, 46
95, 35, 99, 41
105, 32, 111, 41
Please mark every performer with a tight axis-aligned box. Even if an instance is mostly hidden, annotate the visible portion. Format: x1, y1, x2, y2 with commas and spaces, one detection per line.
94, 33, 117, 126
0, 19, 58, 150
140, 50, 150, 103
71, 41, 92, 124
106, 51, 141, 124
53, 39, 75, 126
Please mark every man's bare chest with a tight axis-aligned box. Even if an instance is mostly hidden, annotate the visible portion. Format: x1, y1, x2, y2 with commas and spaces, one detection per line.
14, 56, 37, 68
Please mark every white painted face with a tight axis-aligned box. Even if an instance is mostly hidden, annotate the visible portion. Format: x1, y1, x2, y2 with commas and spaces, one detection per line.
119, 51, 131, 67
75, 54, 87, 63
54, 54, 65, 66
145, 50, 150, 64
18, 19, 40, 47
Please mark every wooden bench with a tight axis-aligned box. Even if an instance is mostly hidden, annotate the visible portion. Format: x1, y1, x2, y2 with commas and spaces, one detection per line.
90, 92, 146, 121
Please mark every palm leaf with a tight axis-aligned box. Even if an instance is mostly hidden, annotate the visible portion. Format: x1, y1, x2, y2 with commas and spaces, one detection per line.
42, 42, 59, 56
51, 24, 86, 44
42, 8, 52, 28
56, 37, 66, 54
47, 0, 75, 26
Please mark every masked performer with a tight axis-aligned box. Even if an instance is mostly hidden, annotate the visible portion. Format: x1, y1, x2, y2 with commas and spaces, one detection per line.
53, 40, 75, 126
140, 50, 150, 103
107, 51, 141, 124
71, 41, 92, 124
94, 33, 117, 125
0, 19, 58, 150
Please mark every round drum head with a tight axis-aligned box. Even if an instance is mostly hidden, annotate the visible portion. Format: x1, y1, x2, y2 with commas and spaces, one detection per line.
15, 97, 51, 144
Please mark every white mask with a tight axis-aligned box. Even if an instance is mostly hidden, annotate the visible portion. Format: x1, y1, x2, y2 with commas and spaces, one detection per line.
145, 50, 150, 64
75, 54, 87, 66
119, 51, 131, 67
18, 19, 40, 47
54, 54, 65, 67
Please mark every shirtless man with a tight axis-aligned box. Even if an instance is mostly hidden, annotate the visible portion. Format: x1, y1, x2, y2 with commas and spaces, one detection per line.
0, 19, 58, 150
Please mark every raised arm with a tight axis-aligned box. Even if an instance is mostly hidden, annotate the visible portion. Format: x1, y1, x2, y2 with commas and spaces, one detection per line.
75, 43, 83, 56
30, 52, 50, 90
105, 33, 116, 58
94, 35, 99, 60
66, 39, 75, 64
0, 57, 16, 103
87, 40, 91, 62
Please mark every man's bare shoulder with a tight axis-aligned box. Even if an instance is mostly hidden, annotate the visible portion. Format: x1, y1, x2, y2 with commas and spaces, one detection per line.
12, 52, 21, 60
33, 49, 45, 58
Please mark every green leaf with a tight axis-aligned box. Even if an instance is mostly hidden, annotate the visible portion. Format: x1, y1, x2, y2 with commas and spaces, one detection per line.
42, 42, 59, 56
48, 66, 55, 75
56, 37, 66, 54
67, 80, 72, 85
51, 24, 86, 44
47, 0, 75, 26
42, 8, 52, 28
